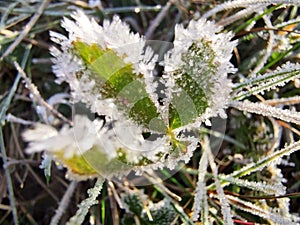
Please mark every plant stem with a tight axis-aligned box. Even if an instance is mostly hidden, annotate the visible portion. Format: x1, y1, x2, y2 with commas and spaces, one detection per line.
0, 0, 50, 60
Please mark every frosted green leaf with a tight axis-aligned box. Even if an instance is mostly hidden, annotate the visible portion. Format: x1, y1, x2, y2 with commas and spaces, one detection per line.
122, 190, 178, 225
72, 40, 161, 129
168, 41, 216, 129
122, 192, 144, 216
142, 199, 177, 225
164, 18, 236, 130
26, 10, 237, 180
39, 153, 52, 184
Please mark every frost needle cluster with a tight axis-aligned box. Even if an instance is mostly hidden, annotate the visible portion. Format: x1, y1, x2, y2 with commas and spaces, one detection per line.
23, 10, 236, 179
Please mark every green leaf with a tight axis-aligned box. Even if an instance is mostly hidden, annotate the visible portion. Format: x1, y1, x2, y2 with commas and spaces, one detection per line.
168, 104, 182, 129
129, 97, 160, 128
54, 146, 132, 177
73, 41, 162, 130
169, 41, 216, 129
73, 42, 104, 65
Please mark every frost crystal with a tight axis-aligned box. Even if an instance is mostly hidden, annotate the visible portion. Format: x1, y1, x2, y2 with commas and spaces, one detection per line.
233, 62, 300, 100
23, 114, 171, 179
50, 10, 157, 117
227, 195, 299, 224
163, 18, 236, 127
23, 115, 106, 159
24, 10, 237, 179
193, 149, 209, 221
66, 178, 104, 225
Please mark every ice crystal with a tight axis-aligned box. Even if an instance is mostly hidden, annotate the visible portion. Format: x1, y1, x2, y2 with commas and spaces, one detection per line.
50, 10, 157, 119
219, 140, 300, 188
39, 153, 52, 183
231, 100, 300, 125
23, 114, 173, 179
121, 190, 145, 216
221, 176, 286, 195
192, 149, 209, 221
227, 195, 299, 224
163, 18, 236, 127
233, 62, 300, 100
18, 2, 300, 225
205, 138, 233, 225
20, 10, 239, 179
143, 199, 177, 225
23, 115, 106, 159
202, 0, 300, 19
66, 178, 104, 225
121, 189, 178, 225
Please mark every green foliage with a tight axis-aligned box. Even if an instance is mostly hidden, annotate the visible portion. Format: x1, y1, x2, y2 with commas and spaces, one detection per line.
169, 41, 214, 129
141, 200, 177, 225
1, 1, 300, 225
122, 192, 143, 216
121, 191, 178, 225
73, 41, 160, 129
